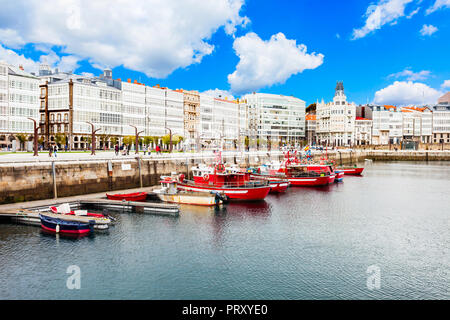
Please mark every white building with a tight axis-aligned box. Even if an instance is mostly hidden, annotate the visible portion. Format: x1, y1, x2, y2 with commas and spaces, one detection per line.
145, 85, 167, 137
354, 117, 372, 145
432, 92, 450, 143
316, 82, 356, 146
0, 62, 40, 149
164, 88, 184, 137
242, 92, 306, 147
121, 79, 146, 137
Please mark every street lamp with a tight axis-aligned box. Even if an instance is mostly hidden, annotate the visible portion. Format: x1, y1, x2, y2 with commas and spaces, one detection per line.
85, 121, 101, 155
130, 125, 144, 154
28, 117, 42, 156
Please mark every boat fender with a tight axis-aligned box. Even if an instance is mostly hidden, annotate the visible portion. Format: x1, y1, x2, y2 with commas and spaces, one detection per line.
56, 224, 60, 233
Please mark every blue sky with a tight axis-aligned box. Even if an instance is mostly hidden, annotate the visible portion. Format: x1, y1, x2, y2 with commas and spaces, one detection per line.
0, 0, 449, 106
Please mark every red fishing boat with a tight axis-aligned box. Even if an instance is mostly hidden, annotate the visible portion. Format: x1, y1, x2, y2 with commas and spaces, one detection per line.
337, 167, 364, 175
106, 192, 147, 201
251, 175, 289, 193
177, 155, 271, 201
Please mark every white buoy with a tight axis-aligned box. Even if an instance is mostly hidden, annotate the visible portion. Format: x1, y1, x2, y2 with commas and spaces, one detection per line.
56, 224, 60, 233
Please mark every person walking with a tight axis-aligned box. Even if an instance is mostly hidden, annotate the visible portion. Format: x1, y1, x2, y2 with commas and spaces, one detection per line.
127, 144, 130, 155
54, 144, 58, 157
48, 144, 53, 157
115, 143, 119, 156
147, 145, 152, 156
155, 145, 161, 155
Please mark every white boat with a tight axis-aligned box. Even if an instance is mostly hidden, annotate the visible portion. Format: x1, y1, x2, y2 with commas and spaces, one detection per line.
154, 173, 226, 206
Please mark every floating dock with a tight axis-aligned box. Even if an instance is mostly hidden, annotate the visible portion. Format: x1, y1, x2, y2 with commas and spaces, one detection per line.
0, 197, 180, 230
80, 199, 179, 217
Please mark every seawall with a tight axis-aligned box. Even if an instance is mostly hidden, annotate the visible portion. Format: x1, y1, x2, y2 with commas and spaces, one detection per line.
1, 150, 449, 204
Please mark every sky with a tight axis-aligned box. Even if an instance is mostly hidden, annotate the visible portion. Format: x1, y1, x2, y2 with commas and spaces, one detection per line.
0, 0, 449, 106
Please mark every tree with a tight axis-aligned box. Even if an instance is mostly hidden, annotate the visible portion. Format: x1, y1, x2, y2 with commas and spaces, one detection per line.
172, 135, 184, 146
54, 133, 66, 146
15, 133, 28, 151
110, 136, 118, 146
143, 136, 153, 146
162, 134, 172, 149
122, 135, 134, 146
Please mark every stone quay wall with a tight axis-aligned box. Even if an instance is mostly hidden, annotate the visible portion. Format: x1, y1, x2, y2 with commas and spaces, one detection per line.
0, 150, 448, 204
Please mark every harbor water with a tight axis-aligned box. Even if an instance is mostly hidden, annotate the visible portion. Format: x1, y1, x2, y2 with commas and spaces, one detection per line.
0, 161, 449, 299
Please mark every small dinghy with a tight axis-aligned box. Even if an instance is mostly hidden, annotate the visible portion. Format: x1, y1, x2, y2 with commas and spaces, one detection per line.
50, 203, 105, 218
106, 192, 147, 201
39, 213, 95, 235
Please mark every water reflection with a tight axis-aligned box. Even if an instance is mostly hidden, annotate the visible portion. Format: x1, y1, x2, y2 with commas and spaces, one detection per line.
0, 162, 449, 299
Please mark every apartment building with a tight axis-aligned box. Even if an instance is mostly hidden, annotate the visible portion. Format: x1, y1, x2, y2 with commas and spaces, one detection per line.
181, 90, 200, 150
316, 82, 356, 146
242, 92, 306, 147
354, 117, 372, 145
432, 92, 450, 143
0, 62, 40, 149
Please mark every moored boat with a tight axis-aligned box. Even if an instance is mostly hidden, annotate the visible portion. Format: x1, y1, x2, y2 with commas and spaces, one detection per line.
106, 192, 147, 201
39, 213, 95, 235
337, 167, 364, 175
257, 161, 335, 187
177, 162, 271, 201
154, 174, 226, 206
50, 204, 105, 218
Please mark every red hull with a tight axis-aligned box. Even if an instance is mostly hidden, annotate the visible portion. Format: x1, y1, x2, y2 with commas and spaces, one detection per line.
249, 174, 289, 193
287, 175, 334, 186
269, 181, 289, 193
177, 183, 270, 201
106, 192, 147, 201
340, 168, 364, 175
41, 224, 91, 235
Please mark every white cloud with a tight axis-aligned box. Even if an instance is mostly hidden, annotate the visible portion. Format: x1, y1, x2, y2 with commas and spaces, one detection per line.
374, 81, 443, 106
426, 0, 450, 14
0, 44, 80, 74
0, 45, 40, 73
388, 68, 431, 81
0, 29, 26, 49
228, 32, 324, 94
352, 0, 414, 40
420, 24, 438, 36
0, 0, 249, 78
406, 7, 421, 18
202, 89, 235, 100
442, 80, 450, 88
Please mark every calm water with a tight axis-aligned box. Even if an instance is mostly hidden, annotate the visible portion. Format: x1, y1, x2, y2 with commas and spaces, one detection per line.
0, 161, 449, 300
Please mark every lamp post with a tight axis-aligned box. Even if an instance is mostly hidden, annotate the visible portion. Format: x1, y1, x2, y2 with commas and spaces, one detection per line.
130, 125, 144, 154
165, 127, 173, 153
28, 117, 41, 156
85, 121, 101, 155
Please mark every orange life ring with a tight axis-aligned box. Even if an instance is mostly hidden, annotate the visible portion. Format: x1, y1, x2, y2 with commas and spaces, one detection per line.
203, 174, 210, 181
